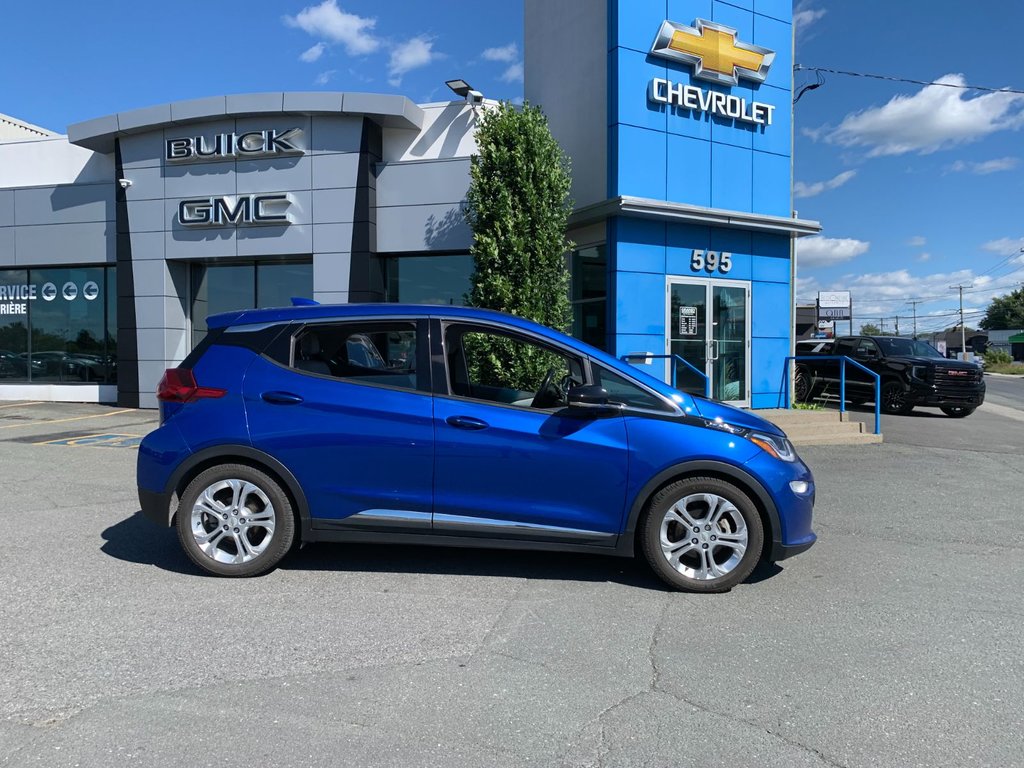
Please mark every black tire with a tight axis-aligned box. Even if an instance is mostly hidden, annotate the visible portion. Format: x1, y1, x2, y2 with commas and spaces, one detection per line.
940, 405, 975, 418
793, 366, 815, 403
880, 380, 914, 415
176, 463, 295, 577
640, 476, 764, 593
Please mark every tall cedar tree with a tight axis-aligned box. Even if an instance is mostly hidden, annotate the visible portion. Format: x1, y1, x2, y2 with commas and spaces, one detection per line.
464, 102, 574, 390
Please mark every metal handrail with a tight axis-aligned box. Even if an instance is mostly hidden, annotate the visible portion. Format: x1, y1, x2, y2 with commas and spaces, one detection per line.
621, 353, 711, 398
782, 355, 882, 435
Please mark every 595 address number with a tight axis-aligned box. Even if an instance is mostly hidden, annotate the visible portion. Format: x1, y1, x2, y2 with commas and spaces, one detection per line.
690, 250, 732, 274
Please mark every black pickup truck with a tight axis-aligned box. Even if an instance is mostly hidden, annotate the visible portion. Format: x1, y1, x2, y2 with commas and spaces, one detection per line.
794, 336, 986, 417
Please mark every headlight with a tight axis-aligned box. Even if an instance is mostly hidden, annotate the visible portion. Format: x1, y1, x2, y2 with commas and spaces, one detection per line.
911, 365, 928, 381
747, 431, 797, 462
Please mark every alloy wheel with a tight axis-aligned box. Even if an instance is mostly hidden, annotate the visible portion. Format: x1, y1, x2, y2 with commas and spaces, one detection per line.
659, 493, 748, 581
190, 478, 276, 565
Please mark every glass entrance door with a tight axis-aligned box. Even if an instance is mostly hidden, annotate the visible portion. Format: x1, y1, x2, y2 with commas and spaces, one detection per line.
667, 278, 751, 406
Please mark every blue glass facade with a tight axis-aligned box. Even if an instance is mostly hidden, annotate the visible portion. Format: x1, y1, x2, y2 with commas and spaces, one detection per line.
606, 0, 799, 409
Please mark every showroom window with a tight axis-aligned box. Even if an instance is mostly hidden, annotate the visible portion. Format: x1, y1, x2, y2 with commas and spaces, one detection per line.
0, 266, 117, 384
570, 245, 607, 351
191, 261, 312, 348
383, 253, 473, 306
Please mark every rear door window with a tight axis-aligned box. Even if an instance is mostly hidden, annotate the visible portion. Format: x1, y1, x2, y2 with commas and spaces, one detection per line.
291, 321, 424, 392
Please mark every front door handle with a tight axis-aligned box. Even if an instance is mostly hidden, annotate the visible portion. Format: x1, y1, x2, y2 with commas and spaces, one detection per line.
261, 391, 304, 405
446, 415, 489, 431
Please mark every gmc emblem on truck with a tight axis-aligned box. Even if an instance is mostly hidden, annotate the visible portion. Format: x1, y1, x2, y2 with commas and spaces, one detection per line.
948, 370, 968, 376
177, 194, 291, 226
166, 128, 303, 162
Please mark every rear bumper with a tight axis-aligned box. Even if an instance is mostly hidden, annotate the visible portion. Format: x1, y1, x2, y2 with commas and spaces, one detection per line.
139, 487, 174, 527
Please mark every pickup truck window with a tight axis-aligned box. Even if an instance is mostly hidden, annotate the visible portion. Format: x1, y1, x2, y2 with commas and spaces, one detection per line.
836, 339, 858, 356
876, 338, 944, 358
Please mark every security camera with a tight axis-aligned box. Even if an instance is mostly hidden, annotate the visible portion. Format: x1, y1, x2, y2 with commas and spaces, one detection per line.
465, 90, 484, 106
118, 178, 133, 189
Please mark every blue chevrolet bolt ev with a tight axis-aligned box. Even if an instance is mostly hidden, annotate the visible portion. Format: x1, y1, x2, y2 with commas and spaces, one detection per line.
137, 304, 815, 592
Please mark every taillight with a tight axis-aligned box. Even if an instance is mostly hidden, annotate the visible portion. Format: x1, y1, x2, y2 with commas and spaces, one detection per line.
156, 368, 226, 403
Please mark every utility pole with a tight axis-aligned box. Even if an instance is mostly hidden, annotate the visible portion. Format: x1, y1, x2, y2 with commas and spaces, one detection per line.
949, 284, 973, 360
894, 315, 900, 336
907, 300, 922, 338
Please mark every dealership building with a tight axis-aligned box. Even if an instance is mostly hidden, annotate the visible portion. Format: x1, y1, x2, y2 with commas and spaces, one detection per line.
0, 0, 817, 409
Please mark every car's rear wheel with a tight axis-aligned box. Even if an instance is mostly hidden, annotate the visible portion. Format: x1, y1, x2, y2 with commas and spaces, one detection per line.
176, 464, 295, 577
881, 380, 914, 415
640, 477, 764, 593
793, 366, 816, 403
940, 405, 975, 418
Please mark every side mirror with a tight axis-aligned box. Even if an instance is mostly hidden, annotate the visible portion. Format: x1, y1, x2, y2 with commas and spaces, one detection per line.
567, 384, 611, 408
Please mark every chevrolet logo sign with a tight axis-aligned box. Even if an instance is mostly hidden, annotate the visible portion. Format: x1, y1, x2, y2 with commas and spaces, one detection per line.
650, 19, 774, 87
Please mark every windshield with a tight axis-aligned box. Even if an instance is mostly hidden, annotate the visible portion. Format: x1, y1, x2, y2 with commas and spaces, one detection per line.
875, 338, 944, 358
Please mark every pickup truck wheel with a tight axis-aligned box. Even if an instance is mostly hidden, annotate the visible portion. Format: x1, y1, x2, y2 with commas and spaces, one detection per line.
794, 366, 817, 402
940, 405, 975, 418
881, 381, 913, 415
640, 477, 764, 593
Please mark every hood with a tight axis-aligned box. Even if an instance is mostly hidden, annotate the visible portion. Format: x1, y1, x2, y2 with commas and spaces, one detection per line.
688, 396, 785, 437
890, 356, 981, 370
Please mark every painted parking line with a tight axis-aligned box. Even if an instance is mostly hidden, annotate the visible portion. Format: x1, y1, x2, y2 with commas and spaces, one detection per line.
0, 408, 134, 430
37, 433, 143, 448
0, 401, 45, 409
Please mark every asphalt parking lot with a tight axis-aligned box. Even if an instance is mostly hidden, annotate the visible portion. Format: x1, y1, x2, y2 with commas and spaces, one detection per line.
1, 396, 1022, 767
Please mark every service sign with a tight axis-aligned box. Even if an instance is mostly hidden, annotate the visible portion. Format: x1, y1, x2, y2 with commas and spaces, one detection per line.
818, 291, 851, 308
0, 281, 98, 316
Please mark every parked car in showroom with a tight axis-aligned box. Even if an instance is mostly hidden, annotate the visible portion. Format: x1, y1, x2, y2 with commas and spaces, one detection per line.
794, 335, 985, 417
138, 304, 816, 592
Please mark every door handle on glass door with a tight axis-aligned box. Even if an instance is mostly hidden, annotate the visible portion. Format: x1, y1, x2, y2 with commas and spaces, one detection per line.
446, 415, 489, 430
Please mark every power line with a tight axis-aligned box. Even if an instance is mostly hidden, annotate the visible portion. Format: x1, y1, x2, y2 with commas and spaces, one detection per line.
794, 65, 1024, 95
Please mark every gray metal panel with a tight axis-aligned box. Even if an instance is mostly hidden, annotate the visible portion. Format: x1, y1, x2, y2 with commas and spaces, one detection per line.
135, 328, 189, 363
127, 231, 165, 263
234, 115, 311, 148
118, 132, 166, 170
130, 258, 179, 297
342, 93, 424, 128
0, 227, 13, 266
312, 153, 360, 189
134, 295, 187, 330
226, 93, 285, 115
236, 223, 313, 257
376, 158, 470, 207
127, 200, 166, 233
311, 290, 349, 305
14, 185, 113, 226
313, 252, 352, 294
235, 156, 313, 194
123, 166, 165, 202
15, 222, 114, 265
66, 114, 120, 146
311, 187, 357, 224
164, 161, 237, 198
118, 104, 173, 133
164, 227, 237, 260
376, 203, 471, 253
284, 92, 344, 113
312, 223, 354, 253
310, 116, 363, 154
170, 96, 228, 123
0, 190, 13, 227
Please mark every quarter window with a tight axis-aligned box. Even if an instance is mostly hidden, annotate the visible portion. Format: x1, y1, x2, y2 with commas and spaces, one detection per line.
291, 321, 419, 391
444, 324, 584, 409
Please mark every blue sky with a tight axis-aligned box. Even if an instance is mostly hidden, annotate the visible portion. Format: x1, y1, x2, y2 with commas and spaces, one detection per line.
3, 0, 1022, 334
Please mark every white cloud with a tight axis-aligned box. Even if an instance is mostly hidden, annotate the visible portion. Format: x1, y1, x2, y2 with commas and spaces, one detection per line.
482, 43, 518, 63
815, 74, 1024, 157
947, 156, 1019, 174
284, 0, 380, 56
982, 237, 1024, 256
388, 35, 438, 86
793, 170, 856, 199
907, 236, 927, 247
315, 70, 336, 85
793, 2, 826, 37
796, 236, 870, 267
917, 252, 932, 262
300, 42, 326, 63
500, 62, 524, 84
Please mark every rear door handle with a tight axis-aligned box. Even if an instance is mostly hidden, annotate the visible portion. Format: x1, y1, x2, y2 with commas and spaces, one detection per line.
261, 391, 304, 405
446, 415, 489, 431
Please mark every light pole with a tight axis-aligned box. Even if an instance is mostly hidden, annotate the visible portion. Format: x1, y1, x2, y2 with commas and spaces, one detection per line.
907, 300, 922, 339
949, 283, 973, 360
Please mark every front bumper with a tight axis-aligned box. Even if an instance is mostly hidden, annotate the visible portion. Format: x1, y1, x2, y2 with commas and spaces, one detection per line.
770, 534, 816, 561
907, 381, 985, 408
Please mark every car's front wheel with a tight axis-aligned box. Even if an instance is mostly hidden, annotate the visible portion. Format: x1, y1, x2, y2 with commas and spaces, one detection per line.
640, 477, 764, 593
881, 380, 914, 415
176, 464, 295, 577
940, 405, 976, 418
